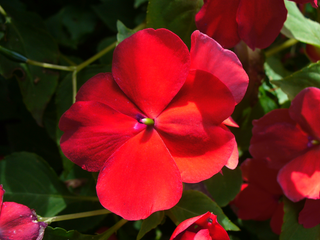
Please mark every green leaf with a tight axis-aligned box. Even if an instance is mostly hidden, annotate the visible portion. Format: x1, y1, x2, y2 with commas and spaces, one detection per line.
43, 227, 101, 240
0, 4, 59, 125
146, 0, 203, 47
204, 167, 242, 207
239, 219, 279, 240
57, 165, 105, 232
97, 36, 117, 64
0, 152, 100, 217
137, 211, 165, 240
0, 152, 70, 216
134, 0, 148, 8
281, 0, 320, 47
117, 20, 136, 44
280, 198, 320, 240
169, 190, 239, 231
46, 5, 97, 49
92, 0, 139, 32
271, 62, 320, 100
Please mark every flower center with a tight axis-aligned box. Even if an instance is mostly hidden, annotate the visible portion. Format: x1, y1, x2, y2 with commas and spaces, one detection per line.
307, 136, 319, 147
140, 118, 154, 126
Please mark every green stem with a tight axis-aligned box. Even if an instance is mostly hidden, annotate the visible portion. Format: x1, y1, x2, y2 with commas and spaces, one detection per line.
27, 59, 76, 71
76, 41, 117, 72
98, 219, 128, 240
265, 38, 298, 57
72, 70, 77, 103
76, 22, 146, 72
39, 209, 111, 224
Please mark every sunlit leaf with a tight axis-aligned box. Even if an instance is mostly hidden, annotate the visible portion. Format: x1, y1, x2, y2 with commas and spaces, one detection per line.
282, 0, 320, 47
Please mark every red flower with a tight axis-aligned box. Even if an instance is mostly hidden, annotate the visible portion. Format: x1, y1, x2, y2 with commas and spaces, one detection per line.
232, 159, 284, 234
250, 87, 320, 202
299, 199, 320, 228
305, 44, 320, 62
195, 0, 318, 50
169, 212, 230, 240
59, 29, 248, 220
0, 185, 47, 240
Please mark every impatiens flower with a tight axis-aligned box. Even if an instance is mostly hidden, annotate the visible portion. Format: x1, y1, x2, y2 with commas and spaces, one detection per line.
250, 87, 320, 203
195, 0, 318, 50
59, 28, 249, 220
169, 212, 230, 240
0, 185, 47, 240
231, 159, 284, 235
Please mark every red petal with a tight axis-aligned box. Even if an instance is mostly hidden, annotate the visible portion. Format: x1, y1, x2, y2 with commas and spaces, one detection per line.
278, 146, 320, 202
156, 70, 235, 183
96, 129, 182, 220
299, 199, 320, 228
195, 0, 241, 48
190, 30, 248, 104
233, 184, 280, 220
0, 202, 47, 240
241, 158, 283, 196
289, 87, 320, 139
76, 72, 141, 118
250, 109, 309, 169
225, 137, 239, 170
112, 28, 190, 118
0, 185, 4, 214
270, 202, 284, 235
163, 70, 236, 126
223, 117, 239, 128
59, 101, 145, 172
237, 0, 287, 49
170, 213, 207, 240
194, 229, 211, 240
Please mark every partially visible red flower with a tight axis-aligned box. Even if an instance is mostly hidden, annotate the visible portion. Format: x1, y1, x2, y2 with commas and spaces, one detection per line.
170, 212, 230, 240
195, 0, 318, 50
299, 199, 320, 228
0, 185, 47, 240
305, 44, 320, 62
59, 29, 249, 220
250, 87, 320, 203
232, 158, 284, 235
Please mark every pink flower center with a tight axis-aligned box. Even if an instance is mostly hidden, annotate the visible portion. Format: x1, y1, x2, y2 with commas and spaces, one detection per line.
307, 136, 319, 147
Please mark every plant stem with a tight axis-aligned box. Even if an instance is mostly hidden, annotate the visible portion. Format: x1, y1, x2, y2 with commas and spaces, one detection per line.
98, 218, 128, 240
27, 59, 76, 71
265, 38, 298, 57
39, 209, 111, 224
76, 21, 146, 72
76, 41, 117, 72
72, 70, 77, 103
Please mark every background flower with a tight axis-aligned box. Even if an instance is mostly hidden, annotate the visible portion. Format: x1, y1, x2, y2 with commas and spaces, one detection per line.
59, 28, 248, 220
0, 185, 47, 240
169, 212, 230, 240
250, 87, 320, 202
195, 0, 318, 50
231, 158, 284, 234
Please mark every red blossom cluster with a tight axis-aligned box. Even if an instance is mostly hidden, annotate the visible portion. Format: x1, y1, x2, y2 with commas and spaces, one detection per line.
195, 0, 318, 50
233, 87, 320, 233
